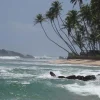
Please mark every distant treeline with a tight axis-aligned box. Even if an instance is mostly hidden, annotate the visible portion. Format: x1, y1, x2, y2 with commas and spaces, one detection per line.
0, 49, 34, 58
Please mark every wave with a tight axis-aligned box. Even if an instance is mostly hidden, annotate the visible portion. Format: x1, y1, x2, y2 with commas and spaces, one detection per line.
58, 82, 100, 98
34, 55, 58, 59
0, 56, 20, 60
37, 71, 61, 79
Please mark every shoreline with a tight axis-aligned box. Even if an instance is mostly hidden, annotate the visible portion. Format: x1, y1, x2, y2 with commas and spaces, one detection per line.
49, 59, 100, 66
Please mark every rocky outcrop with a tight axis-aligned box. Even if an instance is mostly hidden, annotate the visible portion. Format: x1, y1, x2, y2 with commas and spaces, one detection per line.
50, 71, 96, 81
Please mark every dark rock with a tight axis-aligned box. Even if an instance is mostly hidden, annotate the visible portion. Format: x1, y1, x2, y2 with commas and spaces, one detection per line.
76, 75, 85, 80
49, 71, 96, 81
58, 76, 65, 78
84, 75, 96, 81
66, 75, 76, 79
50, 71, 56, 77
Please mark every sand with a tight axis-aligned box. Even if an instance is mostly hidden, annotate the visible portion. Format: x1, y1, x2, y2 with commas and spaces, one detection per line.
49, 59, 100, 66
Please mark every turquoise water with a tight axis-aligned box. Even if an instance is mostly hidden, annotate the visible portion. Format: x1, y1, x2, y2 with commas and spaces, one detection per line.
0, 57, 100, 100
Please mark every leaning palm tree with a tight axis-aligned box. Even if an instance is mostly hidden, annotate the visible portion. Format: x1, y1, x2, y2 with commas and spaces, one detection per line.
91, 0, 100, 33
66, 10, 79, 33
66, 10, 88, 52
73, 32, 85, 52
51, 1, 62, 18
34, 14, 70, 53
46, 8, 76, 54
50, 1, 78, 54
70, 0, 83, 7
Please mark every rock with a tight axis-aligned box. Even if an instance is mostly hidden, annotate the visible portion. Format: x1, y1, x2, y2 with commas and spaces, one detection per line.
76, 75, 84, 80
50, 71, 56, 77
58, 76, 65, 78
49, 71, 96, 81
83, 75, 96, 81
66, 75, 76, 79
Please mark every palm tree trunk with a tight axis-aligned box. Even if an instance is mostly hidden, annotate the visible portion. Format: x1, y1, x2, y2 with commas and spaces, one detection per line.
50, 21, 75, 54
40, 23, 70, 53
52, 21, 76, 55
57, 18, 78, 55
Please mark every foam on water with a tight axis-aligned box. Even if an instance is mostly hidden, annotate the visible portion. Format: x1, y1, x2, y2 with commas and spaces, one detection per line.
55, 72, 100, 98
1, 57, 100, 100
21, 81, 30, 84
0, 56, 20, 60
37, 70, 62, 79
61, 82, 100, 98
0, 72, 34, 79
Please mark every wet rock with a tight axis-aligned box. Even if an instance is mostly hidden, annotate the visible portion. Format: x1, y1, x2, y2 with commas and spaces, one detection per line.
50, 71, 56, 77
58, 76, 65, 78
83, 75, 96, 81
66, 75, 76, 79
76, 75, 85, 80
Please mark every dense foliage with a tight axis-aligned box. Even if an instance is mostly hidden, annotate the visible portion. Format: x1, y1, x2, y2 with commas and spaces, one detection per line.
34, 0, 100, 57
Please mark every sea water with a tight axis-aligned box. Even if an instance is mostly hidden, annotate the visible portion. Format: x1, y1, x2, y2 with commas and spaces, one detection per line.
0, 56, 100, 100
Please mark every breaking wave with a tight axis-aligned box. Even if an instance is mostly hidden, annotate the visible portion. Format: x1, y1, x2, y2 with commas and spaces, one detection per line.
0, 56, 20, 60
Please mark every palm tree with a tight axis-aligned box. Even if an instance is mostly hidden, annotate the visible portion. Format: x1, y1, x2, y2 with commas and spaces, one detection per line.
73, 32, 85, 52
50, 1, 78, 54
46, 9, 75, 54
67, 10, 79, 28
65, 10, 88, 52
70, 0, 83, 7
34, 14, 70, 53
51, 1, 62, 18
91, 0, 100, 33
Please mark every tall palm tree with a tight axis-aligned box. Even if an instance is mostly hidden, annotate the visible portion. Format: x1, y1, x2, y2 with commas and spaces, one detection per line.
80, 4, 92, 27
65, 10, 88, 52
73, 32, 85, 52
91, 0, 100, 34
34, 14, 70, 53
66, 10, 79, 33
70, 0, 83, 7
46, 9, 75, 54
50, 1, 78, 54
51, 1, 62, 18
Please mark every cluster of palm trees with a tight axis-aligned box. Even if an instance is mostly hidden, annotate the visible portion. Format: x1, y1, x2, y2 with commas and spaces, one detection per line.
34, 0, 100, 57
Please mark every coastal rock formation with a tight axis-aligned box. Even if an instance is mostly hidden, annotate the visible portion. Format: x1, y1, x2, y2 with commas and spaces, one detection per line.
50, 71, 96, 81
66, 75, 76, 79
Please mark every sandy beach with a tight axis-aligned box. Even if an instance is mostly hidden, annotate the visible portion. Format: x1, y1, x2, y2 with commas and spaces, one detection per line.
50, 59, 100, 66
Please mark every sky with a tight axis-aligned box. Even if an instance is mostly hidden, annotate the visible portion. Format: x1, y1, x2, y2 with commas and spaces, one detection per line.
0, 0, 78, 57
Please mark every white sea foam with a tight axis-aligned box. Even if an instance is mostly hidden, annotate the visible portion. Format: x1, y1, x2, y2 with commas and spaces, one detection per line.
73, 69, 100, 76
0, 56, 20, 60
67, 83, 100, 97
0, 72, 34, 79
34, 55, 58, 59
37, 72, 53, 79
21, 81, 30, 84
37, 70, 63, 79
56, 77, 100, 98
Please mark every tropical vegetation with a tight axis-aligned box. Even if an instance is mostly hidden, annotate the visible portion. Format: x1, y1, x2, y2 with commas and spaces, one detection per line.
34, 0, 100, 59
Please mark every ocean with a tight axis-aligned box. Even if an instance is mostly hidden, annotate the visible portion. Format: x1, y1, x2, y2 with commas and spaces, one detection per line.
0, 56, 100, 100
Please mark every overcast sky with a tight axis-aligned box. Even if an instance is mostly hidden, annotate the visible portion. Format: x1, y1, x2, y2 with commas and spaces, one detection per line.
0, 0, 79, 56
